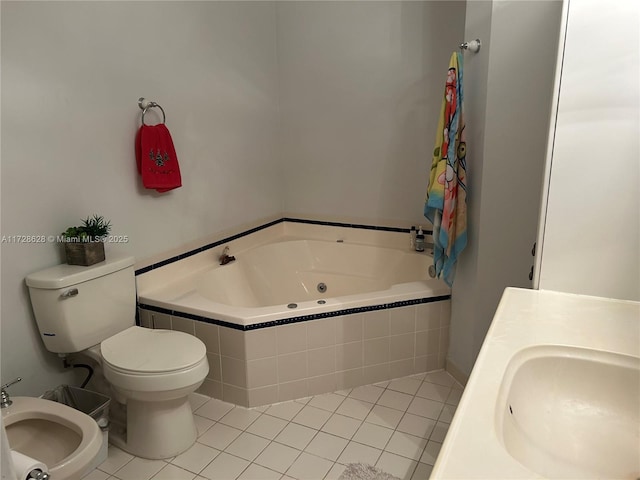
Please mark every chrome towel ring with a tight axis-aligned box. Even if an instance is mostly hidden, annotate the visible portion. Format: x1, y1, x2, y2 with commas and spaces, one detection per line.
138, 97, 166, 125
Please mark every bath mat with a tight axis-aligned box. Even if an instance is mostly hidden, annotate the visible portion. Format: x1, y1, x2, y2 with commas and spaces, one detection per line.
338, 463, 401, 480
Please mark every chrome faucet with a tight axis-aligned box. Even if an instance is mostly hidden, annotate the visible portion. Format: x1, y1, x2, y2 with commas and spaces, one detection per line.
219, 246, 236, 266
1, 377, 22, 408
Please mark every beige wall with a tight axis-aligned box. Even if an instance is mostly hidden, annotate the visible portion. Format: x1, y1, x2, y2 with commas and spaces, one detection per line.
448, 0, 564, 377
278, 1, 466, 227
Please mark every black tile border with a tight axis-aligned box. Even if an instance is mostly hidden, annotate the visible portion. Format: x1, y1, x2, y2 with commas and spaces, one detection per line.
138, 294, 450, 332
135, 217, 433, 275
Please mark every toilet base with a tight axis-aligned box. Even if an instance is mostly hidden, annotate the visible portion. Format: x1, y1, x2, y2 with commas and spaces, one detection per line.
110, 396, 197, 459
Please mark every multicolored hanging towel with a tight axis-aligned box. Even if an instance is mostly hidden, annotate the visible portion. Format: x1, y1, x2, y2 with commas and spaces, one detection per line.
135, 124, 182, 193
424, 52, 468, 286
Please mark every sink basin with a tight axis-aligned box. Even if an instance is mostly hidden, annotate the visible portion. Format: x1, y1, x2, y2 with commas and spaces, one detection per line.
497, 345, 640, 479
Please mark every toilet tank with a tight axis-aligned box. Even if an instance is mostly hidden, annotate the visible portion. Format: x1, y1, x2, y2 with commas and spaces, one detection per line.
25, 253, 136, 354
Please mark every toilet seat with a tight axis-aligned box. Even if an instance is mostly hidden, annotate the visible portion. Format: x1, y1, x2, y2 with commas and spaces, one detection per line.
101, 326, 205, 374
101, 326, 208, 394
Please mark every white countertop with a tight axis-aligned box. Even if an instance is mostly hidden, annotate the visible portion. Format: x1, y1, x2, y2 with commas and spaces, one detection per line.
431, 287, 640, 479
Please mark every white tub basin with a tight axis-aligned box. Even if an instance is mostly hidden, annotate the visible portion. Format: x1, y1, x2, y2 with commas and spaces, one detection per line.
497, 346, 640, 479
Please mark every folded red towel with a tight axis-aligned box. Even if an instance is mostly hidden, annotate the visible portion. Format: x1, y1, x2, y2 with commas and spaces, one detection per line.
136, 124, 182, 193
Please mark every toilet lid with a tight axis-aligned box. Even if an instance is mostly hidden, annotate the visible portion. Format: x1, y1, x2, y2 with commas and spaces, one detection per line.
101, 326, 206, 374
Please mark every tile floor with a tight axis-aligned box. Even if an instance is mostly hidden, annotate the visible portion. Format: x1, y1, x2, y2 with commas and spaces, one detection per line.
83, 370, 463, 480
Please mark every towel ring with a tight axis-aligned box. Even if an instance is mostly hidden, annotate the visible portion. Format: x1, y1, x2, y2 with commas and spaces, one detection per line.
138, 97, 166, 125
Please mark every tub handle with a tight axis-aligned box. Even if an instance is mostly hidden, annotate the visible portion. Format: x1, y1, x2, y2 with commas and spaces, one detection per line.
60, 288, 79, 299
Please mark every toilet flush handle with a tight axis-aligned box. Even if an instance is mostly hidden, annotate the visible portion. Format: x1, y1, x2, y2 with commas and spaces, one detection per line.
60, 288, 79, 298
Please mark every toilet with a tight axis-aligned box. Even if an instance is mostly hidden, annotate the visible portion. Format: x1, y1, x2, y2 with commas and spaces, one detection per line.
3, 396, 102, 480
25, 253, 209, 459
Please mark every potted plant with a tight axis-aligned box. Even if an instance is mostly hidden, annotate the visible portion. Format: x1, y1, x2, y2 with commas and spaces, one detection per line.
60, 215, 111, 266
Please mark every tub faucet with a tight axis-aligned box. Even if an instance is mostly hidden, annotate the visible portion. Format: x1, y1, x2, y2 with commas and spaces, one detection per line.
219, 246, 236, 266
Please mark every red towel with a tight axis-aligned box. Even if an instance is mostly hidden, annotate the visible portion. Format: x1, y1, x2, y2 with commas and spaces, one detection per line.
135, 124, 182, 193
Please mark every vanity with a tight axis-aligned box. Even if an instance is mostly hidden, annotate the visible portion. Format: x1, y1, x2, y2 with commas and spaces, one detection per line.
432, 288, 640, 479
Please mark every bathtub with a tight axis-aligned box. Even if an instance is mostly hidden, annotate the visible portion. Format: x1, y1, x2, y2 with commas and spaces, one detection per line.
136, 219, 452, 406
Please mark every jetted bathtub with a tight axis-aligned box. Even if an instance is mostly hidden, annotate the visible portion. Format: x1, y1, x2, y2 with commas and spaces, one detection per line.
135, 220, 452, 406
137, 228, 450, 327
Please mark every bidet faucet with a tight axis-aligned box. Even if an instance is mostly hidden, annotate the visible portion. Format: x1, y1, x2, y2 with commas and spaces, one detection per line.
219, 246, 236, 266
1, 377, 22, 408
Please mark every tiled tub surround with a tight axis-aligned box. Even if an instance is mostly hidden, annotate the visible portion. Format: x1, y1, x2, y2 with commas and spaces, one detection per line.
136, 220, 451, 407
139, 300, 451, 407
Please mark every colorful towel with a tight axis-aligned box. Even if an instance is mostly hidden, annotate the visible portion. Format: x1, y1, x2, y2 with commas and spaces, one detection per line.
135, 124, 182, 193
424, 52, 468, 286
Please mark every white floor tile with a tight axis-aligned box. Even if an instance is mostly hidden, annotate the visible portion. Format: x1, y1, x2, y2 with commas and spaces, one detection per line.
420, 441, 442, 466
98, 446, 134, 474
152, 463, 197, 480
396, 413, 436, 439
384, 431, 428, 461
225, 432, 270, 461
275, 423, 317, 450
324, 462, 347, 480
415, 382, 450, 403
411, 462, 433, 480
445, 388, 463, 406
335, 398, 374, 420
335, 388, 352, 397
194, 415, 216, 437
247, 414, 288, 440
348, 385, 385, 404
199, 452, 250, 480
254, 442, 301, 474
286, 452, 334, 479
196, 399, 235, 421
220, 407, 262, 430
337, 442, 382, 466
292, 405, 332, 429
189, 393, 210, 412
82, 469, 110, 480
352, 422, 394, 450
429, 421, 450, 443
113, 457, 165, 480
438, 405, 456, 424
321, 413, 362, 439
365, 405, 404, 430
237, 463, 281, 480
376, 390, 413, 412
387, 377, 422, 396
406, 397, 444, 420
308, 393, 346, 412
423, 371, 455, 388
265, 401, 305, 421
374, 381, 390, 388
171, 442, 220, 474
375, 451, 418, 480
99, 373, 462, 480
304, 432, 348, 461
198, 423, 243, 450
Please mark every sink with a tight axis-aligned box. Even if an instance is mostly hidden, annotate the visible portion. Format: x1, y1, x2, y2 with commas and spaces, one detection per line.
496, 345, 640, 479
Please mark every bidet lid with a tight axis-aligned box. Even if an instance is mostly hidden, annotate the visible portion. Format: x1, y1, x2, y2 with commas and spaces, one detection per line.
101, 326, 206, 373
25, 253, 135, 289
